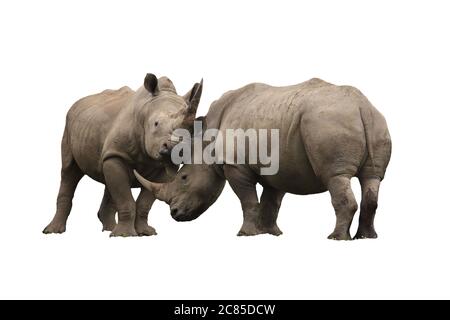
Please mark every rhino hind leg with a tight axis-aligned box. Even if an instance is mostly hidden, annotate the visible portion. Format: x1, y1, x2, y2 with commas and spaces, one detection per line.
327, 175, 358, 241
354, 177, 380, 239
134, 188, 157, 236
259, 187, 285, 236
97, 188, 117, 232
43, 160, 84, 234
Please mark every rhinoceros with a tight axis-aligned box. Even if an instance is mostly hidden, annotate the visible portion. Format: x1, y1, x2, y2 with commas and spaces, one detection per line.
135, 78, 391, 240
43, 73, 203, 237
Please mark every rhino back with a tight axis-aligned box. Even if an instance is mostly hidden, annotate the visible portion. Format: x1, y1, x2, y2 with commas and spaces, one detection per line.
65, 86, 134, 181
209, 78, 331, 129
209, 79, 376, 194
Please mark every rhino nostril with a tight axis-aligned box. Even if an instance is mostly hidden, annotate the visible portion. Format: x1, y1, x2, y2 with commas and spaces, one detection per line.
159, 143, 171, 156
171, 208, 178, 216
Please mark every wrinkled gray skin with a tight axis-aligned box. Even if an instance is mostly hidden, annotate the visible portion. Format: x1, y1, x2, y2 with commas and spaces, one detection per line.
44, 73, 203, 237
136, 78, 391, 240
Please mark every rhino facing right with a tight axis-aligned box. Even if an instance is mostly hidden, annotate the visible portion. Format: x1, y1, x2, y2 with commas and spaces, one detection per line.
135, 78, 392, 240
44, 73, 203, 237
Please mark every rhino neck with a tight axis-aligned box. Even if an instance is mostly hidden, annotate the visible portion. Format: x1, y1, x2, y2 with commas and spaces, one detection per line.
211, 163, 226, 180
103, 92, 151, 163
205, 165, 227, 210
129, 88, 153, 158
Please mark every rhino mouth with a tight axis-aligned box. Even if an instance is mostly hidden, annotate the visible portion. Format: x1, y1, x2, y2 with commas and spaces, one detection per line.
170, 207, 200, 222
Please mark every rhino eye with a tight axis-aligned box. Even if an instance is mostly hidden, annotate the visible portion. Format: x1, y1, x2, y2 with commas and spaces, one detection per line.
154, 121, 159, 127
181, 175, 188, 181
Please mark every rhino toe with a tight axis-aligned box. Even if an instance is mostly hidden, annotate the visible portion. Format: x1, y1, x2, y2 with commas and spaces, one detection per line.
354, 228, 378, 240
110, 223, 137, 237
136, 225, 157, 237
43, 222, 66, 234
327, 231, 352, 241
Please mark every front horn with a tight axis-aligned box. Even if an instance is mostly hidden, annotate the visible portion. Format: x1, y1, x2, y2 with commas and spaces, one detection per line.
133, 170, 167, 201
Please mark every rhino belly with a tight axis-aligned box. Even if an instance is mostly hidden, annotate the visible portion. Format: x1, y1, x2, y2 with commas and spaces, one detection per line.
260, 168, 326, 195
70, 129, 106, 182
256, 142, 327, 195
68, 114, 111, 183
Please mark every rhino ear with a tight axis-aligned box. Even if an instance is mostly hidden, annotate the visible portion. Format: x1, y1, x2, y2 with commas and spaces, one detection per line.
184, 79, 203, 115
144, 73, 159, 95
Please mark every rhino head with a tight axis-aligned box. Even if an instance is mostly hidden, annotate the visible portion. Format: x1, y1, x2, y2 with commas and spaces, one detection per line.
134, 164, 225, 221
136, 73, 203, 162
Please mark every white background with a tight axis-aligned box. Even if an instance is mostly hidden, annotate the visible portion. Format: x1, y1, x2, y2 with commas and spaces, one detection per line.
0, 0, 449, 299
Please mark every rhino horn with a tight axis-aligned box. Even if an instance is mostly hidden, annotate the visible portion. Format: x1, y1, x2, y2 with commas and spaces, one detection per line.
184, 78, 203, 119
134, 170, 168, 202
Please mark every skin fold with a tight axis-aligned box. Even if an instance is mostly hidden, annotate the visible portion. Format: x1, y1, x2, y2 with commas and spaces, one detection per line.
136, 78, 391, 240
44, 74, 203, 237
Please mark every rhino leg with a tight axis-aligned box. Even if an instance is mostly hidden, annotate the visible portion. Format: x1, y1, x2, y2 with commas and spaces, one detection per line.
327, 175, 358, 241
260, 187, 285, 236
103, 158, 137, 237
223, 165, 266, 236
97, 188, 117, 232
135, 188, 157, 236
43, 161, 84, 234
354, 177, 380, 239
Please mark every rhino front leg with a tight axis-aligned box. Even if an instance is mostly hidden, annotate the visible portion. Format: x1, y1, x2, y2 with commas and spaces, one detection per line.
135, 188, 157, 236
97, 188, 117, 232
327, 175, 358, 240
223, 165, 264, 236
260, 187, 285, 236
103, 158, 137, 237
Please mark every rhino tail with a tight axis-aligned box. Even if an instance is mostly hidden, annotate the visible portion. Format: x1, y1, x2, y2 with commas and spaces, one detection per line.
359, 105, 375, 172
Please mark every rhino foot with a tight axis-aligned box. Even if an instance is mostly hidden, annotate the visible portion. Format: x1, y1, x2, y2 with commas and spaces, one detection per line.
265, 224, 283, 236
237, 222, 261, 236
354, 228, 378, 240
110, 223, 137, 237
237, 223, 283, 237
327, 231, 352, 241
136, 223, 157, 237
101, 219, 117, 232
43, 221, 66, 234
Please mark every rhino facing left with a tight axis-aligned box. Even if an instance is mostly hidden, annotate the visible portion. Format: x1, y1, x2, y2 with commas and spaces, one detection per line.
43, 73, 203, 237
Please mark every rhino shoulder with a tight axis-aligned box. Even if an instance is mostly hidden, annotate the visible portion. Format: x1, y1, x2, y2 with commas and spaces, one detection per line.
101, 86, 133, 95
306, 77, 329, 85
300, 78, 335, 90
74, 86, 133, 106
212, 83, 267, 108
66, 86, 134, 122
